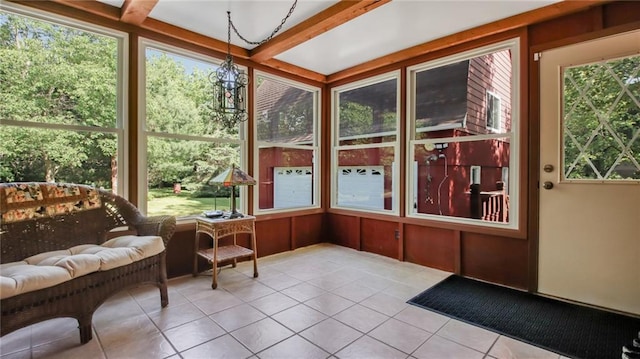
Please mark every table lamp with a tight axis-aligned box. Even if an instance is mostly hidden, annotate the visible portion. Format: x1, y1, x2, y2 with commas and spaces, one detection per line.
208, 164, 256, 218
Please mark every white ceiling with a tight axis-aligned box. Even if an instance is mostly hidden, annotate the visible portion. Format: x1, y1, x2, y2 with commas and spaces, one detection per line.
100, 0, 560, 76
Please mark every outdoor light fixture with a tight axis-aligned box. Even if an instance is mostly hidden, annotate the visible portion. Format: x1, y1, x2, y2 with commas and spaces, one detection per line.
208, 164, 256, 219
210, 11, 248, 129
210, 2, 297, 129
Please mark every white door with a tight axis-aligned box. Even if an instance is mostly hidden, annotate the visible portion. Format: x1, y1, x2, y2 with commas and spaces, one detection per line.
538, 30, 640, 315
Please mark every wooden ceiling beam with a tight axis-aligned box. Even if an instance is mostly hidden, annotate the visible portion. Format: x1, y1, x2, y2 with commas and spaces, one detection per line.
120, 0, 158, 25
327, 0, 612, 83
250, 0, 390, 63
49, 0, 121, 21
259, 59, 327, 83
139, 17, 250, 59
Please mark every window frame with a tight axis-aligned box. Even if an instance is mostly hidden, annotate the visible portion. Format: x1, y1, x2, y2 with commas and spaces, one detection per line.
331, 70, 401, 215
137, 38, 248, 218
406, 38, 520, 230
252, 70, 321, 215
0, 2, 129, 196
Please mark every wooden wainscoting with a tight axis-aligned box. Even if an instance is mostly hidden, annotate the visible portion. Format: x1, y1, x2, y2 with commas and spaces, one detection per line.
403, 225, 456, 273
461, 232, 529, 290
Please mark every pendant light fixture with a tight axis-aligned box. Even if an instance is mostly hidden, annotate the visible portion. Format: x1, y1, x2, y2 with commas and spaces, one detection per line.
211, 1, 297, 129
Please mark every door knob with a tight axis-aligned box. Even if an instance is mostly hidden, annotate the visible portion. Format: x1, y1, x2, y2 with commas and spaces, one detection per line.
542, 181, 554, 190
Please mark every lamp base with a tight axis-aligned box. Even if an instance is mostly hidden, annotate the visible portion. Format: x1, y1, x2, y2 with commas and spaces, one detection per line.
228, 211, 244, 219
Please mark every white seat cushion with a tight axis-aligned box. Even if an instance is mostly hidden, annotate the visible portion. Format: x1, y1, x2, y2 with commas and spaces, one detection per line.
0, 235, 164, 299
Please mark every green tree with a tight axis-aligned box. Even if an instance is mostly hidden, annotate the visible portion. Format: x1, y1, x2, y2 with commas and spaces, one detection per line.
563, 56, 640, 179
0, 13, 117, 186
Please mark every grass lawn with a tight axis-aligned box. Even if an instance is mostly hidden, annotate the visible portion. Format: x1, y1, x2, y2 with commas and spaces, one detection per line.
147, 188, 234, 217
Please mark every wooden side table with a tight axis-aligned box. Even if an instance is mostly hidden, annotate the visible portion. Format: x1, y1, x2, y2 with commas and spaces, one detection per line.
193, 215, 258, 289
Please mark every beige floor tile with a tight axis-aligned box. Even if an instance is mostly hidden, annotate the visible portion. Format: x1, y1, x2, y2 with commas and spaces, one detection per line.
231, 317, 294, 353
282, 265, 328, 281
217, 270, 258, 290
128, 283, 163, 301
304, 292, 355, 316
93, 295, 146, 329
360, 292, 409, 317
331, 282, 380, 303
0, 326, 31, 356
1, 244, 565, 359
225, 281, 275, 302
394, 305, 450, 334
384, 282, 425, 301
31, 331, 104, 359
413, 335, 484, 359
257, 272, 302, 291
95, 313, 159, 348
436, 320, 499, 353
281, 282, 327, 302
0, 349, 31, 359
136, 289, 188, 314
333, 304, 389, 333
369, 318, 432, 354
181, 334, 252, 359
148, 301, 206, 331
299, 318, 362, 354
163, 317, 226, 352
488, 336, 560, 359
355, 274, 396, 291
271, 304, 328, 332
102, 331, 175, 359
256, 335, 329, 359
335, 335, 407, 359
209, 303, 267, 332
307, 271, 357, 291
191, 288, 243, 315
29, 318, 81, 347
249, 292, 299, 316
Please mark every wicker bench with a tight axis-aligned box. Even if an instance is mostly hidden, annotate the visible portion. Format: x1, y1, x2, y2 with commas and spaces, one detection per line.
0, 182, 176, 344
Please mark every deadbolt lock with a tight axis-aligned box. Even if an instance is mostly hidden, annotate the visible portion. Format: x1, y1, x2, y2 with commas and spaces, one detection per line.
543, 164, 554, 173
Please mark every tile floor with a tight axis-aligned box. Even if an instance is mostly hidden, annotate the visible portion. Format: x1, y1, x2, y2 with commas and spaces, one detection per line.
0, 243, 565, 359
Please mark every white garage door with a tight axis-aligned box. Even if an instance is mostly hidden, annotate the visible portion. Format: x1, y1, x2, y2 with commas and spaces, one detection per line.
337, 166, 384, 210
274, 167, 312, 208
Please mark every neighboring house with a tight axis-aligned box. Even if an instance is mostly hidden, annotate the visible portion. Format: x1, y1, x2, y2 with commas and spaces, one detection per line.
255, 79, 314, 210
414, 50, 511, 221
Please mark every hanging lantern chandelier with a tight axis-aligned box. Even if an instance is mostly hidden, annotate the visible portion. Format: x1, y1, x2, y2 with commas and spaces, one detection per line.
210, 11, 249, 128
210, 2, 297, 129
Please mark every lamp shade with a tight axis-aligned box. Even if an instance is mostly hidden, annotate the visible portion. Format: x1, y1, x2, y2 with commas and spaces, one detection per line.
208, 164, 256, 187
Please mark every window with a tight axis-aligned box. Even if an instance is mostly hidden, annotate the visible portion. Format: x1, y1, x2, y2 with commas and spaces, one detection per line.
471, 166, 481, 185
0, 4, 127, 194
562, 54, 640, 181
254, 72, 320, 212
139, 40, 246, 217
407, 39, 519, 228
332, 72, 400, 214
486, 91, 502, 132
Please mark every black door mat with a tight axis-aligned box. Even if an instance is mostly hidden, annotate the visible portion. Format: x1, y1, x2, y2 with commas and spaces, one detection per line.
408, 275, 640, 359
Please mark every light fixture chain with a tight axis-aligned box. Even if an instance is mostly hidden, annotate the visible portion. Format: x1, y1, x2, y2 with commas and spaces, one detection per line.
228, 0, 297, 46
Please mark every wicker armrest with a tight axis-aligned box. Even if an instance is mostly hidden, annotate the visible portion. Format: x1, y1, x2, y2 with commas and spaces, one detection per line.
133, 215, 176, 247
